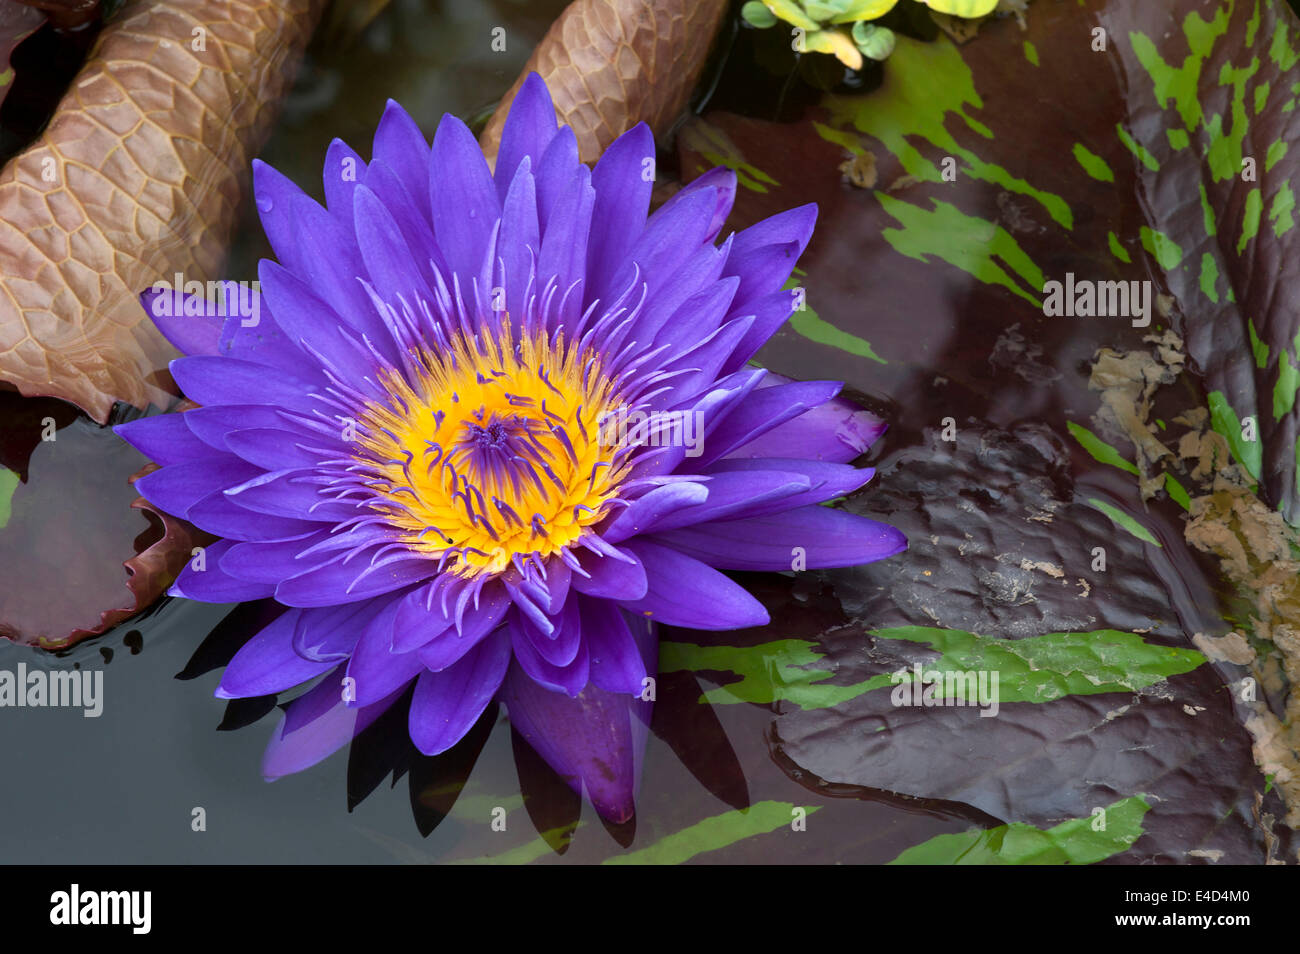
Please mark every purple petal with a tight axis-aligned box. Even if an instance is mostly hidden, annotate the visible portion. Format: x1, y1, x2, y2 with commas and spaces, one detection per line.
496, 158, 540, 324
602, 481, 709, 543
253, 158, 317, 277
600, 188, 716, 320
541, 561, 571, 614
345, 597, 426, 706
586, 123, 655, 300
677, 166, 737, 241
520, 597, 583, 667
535, 125, 579, 229
391, 579, 455, 653
262, 667, 408, 780
655, 314, 755, 401
139, 287, 222, 356
169, 356, 319, 411
653, 505, 907, 571
363, 158, 447, 288
223, 469, 357, 521
615, 470, 811, 540
170, 538, 276, 602
134, 456, 261, 519
215, 607, 332, 698
275, 550, 436, 608
431, 113, 501, 280
627, 242, 730, 348
258, 259, 384, 386
725, 203, 816, 271
703, 457, 874, 514
221, 532, 330, 583
728, 386, 888, 464
618, 539, 769, 630
501, 611, 656, 823
639, 269, 737, 356
222, 428, 330, 471
323, 138, 366, 227
717, 202, 817, 307
571, 549, 648, 601
724, 238, 803, 304
114, 413, 214, 465
494, 72, 559, 202
627, 369, 767, 479
187, 490, 322, 541
408, 627, 511, 755
372, 99, 432, 223
721, 287, 800, 375
503, 573, 556, 635
282, 191, 386, 351
354, 183, 437, 310
510, 615, 590, 697
290, 598, 385, 662
583, 599, 648, 695
215, 292, 325, 383
416, 582, 511, 671
183, 404, 304, 450
696, 378, 844, 466
536, 168, 592, 325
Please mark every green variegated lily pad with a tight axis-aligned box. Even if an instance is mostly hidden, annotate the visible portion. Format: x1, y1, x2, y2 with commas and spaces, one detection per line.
889, 796, 1151, 864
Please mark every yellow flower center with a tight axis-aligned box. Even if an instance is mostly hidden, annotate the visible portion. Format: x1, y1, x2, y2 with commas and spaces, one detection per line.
354, 322, 628, 578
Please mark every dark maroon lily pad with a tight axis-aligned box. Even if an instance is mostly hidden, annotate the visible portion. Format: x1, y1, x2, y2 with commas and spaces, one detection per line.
0, 394, 207, 649
0, 1, 42, 113
778, 421, 1285, 862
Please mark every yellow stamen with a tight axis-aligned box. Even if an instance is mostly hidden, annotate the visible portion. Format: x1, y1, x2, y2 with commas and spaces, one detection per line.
354, 323, 628, 578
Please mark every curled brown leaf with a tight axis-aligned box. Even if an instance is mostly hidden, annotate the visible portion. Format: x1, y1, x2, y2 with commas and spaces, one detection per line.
481, 0, 730, 165
0, 0, 324, 423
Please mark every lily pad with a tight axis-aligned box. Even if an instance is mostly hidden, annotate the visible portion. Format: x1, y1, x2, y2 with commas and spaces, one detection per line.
0, 1, 42, 113
888, 795, 1151, 864
0, 395, 205, 649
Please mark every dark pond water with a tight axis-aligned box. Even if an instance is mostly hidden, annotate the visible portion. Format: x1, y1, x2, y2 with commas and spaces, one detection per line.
1, 589, 976, 863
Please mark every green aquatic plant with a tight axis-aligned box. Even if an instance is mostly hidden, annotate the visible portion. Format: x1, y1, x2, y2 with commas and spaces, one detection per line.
740, 0, 997, 69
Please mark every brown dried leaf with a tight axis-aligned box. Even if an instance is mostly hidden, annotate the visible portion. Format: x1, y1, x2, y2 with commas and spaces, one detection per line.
480, 0, 730, 165
0, 0, 324, 423
1082, 331, 1300, 828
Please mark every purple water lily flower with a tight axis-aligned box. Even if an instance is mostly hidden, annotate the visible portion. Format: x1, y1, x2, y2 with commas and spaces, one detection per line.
115, 74, 905, 822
